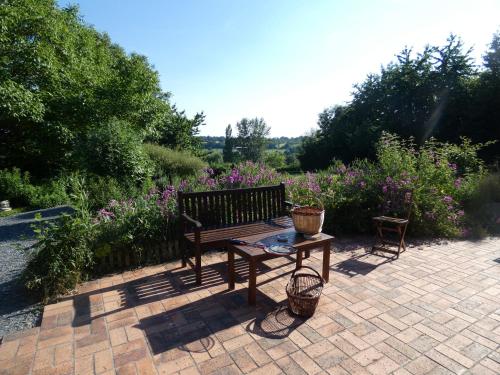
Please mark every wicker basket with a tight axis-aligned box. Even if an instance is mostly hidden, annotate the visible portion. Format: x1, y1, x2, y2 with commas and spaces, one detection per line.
291, 206, 325, 235
286, 266, 324, 317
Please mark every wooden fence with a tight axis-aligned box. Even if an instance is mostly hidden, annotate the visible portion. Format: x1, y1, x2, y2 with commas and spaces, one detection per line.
93, 218, 182, 275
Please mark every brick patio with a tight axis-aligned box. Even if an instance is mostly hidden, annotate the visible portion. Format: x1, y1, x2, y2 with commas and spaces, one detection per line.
1, 237, 499, 375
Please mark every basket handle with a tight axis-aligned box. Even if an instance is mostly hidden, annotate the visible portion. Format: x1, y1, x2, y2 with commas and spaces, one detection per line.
291, 266, 324, 281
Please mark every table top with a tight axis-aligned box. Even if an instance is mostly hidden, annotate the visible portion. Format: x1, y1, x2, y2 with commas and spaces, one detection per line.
227, 227, 333, 259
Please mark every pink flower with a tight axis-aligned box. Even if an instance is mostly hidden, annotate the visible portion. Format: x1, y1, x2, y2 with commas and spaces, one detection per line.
443, 196, 453, 204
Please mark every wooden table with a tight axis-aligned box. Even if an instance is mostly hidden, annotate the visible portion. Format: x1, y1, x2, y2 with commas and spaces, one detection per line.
227, 227, 333, 305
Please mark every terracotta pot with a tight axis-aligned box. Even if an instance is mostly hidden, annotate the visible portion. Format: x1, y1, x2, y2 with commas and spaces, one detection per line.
291, 206, 325, 235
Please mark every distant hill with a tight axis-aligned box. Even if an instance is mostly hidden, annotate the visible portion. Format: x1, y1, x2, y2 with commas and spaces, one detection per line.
201, 136, 304, 151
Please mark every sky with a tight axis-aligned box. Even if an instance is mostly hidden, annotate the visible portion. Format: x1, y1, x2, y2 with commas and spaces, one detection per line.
58, 0, 500, 137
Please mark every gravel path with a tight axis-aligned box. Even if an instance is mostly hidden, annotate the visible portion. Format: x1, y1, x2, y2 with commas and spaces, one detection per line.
0, 206, 74, 338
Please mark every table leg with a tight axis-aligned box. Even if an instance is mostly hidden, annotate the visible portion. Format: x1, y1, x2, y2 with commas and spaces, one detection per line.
249, 259, 257, 305
305, 249, 310, 259
296, 249, 303, 270
228, 249, 235, 290
322, 241, 331, 282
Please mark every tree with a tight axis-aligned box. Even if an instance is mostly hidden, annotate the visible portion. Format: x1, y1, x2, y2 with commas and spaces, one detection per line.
0, 0, 202, 177
223, 124, 236, 163
298, 34, 493, 170
264, 151, 286, 169
234, 118, 271, 162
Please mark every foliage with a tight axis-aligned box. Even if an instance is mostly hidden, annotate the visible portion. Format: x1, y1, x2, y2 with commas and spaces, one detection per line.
201, 150, 224, 166
463, 173, 500, 237
23, 177, 94, 301
0, 168, 69, 208
81, 119, 152, 183
144, 143, 206, 179
83, 174, 154, 213
154, 108, 204, 154
264, 151, 287, 169
0, 0, 201, 177
222, 124, 237, 163
231, 118, 271, 162
299, 33, 500, 170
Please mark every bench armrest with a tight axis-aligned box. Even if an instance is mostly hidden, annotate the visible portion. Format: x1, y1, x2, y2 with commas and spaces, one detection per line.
181, 213, 203, 229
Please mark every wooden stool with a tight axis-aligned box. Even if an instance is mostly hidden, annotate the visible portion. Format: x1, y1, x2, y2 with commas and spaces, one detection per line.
371, 216, 409, 258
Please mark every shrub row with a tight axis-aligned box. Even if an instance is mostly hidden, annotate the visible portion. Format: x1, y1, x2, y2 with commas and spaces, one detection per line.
23, 134, 499, 301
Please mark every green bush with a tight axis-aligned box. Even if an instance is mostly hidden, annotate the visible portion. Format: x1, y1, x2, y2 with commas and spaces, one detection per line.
464, 173, 500, 237
24, 178, 94, 301
82, 174, 153, 212
82, 119, 151, 183
0, 168, 69, 208
144, 143, 206, 178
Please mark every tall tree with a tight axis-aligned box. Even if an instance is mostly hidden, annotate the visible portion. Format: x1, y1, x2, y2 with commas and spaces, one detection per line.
222, 124, 235, 163
298, 34, 488, 170
0, 0, 202, 176
235, 118, 271, 162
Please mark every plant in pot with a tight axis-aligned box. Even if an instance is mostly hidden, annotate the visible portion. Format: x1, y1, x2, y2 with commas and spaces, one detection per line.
288, 181, 327, 239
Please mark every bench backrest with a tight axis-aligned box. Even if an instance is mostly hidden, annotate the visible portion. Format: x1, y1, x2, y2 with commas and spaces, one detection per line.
178, 183, 287, 230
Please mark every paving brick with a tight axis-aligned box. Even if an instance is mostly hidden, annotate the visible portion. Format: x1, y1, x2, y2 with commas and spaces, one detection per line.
352, 347, 384, 366
243, 342, 272, 366
434, 344, 474, 368
338, 358, 371, 375
425, 349, 467, 374
229, 347, 258, 373
366, 356, 399, 374
314, 347, 348, 369
199, 353, 234, 375
275, 355, 307, 375
404, 356, 437, 375
290, 350, 323, 374
303, 339, 336, 358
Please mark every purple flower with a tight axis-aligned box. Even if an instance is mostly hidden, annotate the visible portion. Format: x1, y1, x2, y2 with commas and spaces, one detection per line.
454, 178, 462, 188
97, 209, 114, 220
359, 181, 366, 188
443, 196, 453, 204
382, 185, 388, 193
449, 163, 457, 171
178, 180, 188, 191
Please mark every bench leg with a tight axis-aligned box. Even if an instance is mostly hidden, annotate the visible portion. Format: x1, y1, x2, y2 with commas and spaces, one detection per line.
248, 259, 257, 305
195, 245, 202, 285
228, 249, 235, 290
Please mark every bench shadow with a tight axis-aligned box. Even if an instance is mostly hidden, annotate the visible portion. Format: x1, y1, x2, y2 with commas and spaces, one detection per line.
137, 291, 304, 357
70, 256, 296, 328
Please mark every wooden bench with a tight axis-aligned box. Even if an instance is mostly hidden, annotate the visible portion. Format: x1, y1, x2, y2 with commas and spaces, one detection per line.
178, 183, 293, 284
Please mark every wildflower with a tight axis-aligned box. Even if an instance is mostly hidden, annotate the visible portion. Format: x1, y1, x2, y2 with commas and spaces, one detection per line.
443, 196, 453, 204
454, 178, 462, 188
449, 163, 457, 171
178, 180, 188, 191
382, 185, 388, 193
359, 181, 366, 188
457, 210, 464, 217
97, 208, 114, 220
